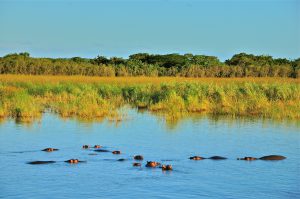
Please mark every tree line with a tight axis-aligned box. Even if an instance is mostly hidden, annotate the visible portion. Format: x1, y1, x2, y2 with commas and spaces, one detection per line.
0, 52, 299, 78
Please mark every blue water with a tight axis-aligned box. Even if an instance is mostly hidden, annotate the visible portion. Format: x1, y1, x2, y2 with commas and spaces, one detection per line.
0, 110, 299, 199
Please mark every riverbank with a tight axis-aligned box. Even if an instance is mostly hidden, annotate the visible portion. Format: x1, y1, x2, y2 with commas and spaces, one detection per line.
0, 75, 299, 122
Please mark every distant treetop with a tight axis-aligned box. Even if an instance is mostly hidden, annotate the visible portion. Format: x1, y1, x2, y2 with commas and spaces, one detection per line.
0, 52, 299, 78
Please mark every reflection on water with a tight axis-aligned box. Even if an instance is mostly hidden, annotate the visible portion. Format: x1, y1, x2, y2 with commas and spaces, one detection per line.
147, 111, 300, 130
1, 107, 299, 130
0, 109, 299, 199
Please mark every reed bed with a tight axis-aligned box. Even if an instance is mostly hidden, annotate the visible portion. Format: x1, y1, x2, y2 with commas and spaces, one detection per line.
0, 75, 299, 122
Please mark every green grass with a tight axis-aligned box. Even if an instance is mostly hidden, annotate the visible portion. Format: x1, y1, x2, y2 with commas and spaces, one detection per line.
0, 77, 299, 122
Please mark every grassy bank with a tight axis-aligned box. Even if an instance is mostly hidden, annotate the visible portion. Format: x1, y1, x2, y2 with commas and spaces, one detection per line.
0, 75, 299, 122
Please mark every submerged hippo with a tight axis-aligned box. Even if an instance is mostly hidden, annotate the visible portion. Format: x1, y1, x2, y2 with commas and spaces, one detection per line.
189, 156, 205, 160
209, 156, 227, 160
117, 158, 127, 161
145, 161, 161, 168
65, 159, 85, 164
189, 156, 227, 160
133, 162, 141, 167
112, 150, 121, 154
161, 165, 173, 171
82, 145, 90, 149
65, 159, 79, 164
94, 145, 102, 149
42, 148, 59, 152
259, 155, 286, 160
27, 161, 56, 165
237, 155, 286, 161
94, 149, 110, 152
237, 157, 258, 161
134, 155, 144, 160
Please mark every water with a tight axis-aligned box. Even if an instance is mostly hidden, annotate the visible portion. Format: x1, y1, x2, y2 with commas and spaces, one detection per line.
0, 110, 299, 199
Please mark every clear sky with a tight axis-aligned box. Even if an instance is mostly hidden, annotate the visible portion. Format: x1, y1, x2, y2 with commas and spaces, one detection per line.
0, 0, 299, 60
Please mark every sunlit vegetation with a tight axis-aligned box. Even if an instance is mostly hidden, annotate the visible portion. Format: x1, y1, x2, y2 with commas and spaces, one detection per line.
1, 52, 299, 78
0, 75, 299, 122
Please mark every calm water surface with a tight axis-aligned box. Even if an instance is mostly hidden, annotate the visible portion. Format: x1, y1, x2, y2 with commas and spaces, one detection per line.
0, 110, 299, 199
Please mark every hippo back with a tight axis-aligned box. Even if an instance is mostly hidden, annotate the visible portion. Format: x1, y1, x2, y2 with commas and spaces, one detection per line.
259, 155, 286, 160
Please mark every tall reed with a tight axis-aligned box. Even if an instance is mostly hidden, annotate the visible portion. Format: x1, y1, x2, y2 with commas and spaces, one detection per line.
0, 75, 299, 122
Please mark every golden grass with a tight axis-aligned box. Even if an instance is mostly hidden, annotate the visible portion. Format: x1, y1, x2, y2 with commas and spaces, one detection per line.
0, 75, 299, 123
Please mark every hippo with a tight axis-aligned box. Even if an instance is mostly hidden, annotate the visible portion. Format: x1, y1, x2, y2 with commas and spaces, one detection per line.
189, 156, 205, 160
134, 155, 144, 160
112, 150, 121, 154
65, 159, 79, 164
145, 161, 161, 168
237, 155, 286, 161
94, 149, 110, 152
82, 145, 90, 149
209, 156, 227, 160
133, 162, 141, 167
237, 157, 257, 161
27, 161, 56, 164
42, 148, 59, 152
117, 158, 127, 161
161, 165, 173, 171
259, 155, 286, 160
65, 159, 86, 164
94, 145, 102, 149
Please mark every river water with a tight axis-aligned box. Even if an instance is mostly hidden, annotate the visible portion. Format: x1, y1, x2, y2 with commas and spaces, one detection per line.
0, 110, 299, 199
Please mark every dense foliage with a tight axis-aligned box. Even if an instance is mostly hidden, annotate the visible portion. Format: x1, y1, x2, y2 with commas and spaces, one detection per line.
0, 52, 299, 78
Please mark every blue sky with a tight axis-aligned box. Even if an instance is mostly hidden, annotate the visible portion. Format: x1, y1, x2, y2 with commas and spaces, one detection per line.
0, 0, 299, 60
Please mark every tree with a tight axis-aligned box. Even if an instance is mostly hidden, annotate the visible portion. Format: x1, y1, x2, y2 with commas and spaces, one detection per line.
92, 55, 109, 65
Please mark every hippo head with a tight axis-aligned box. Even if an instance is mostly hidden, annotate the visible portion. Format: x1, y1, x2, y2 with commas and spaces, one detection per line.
42, 148, 58, 152
112, 150, 121, 154
66, 159, 79, 164
133, 162, 141, 167
46, 148, 53, 152
189, 156, 204, 160
134, 155, 144, 160
162, 164, 173, 171
237, 157, 257, 161
146, 161, 160, 167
